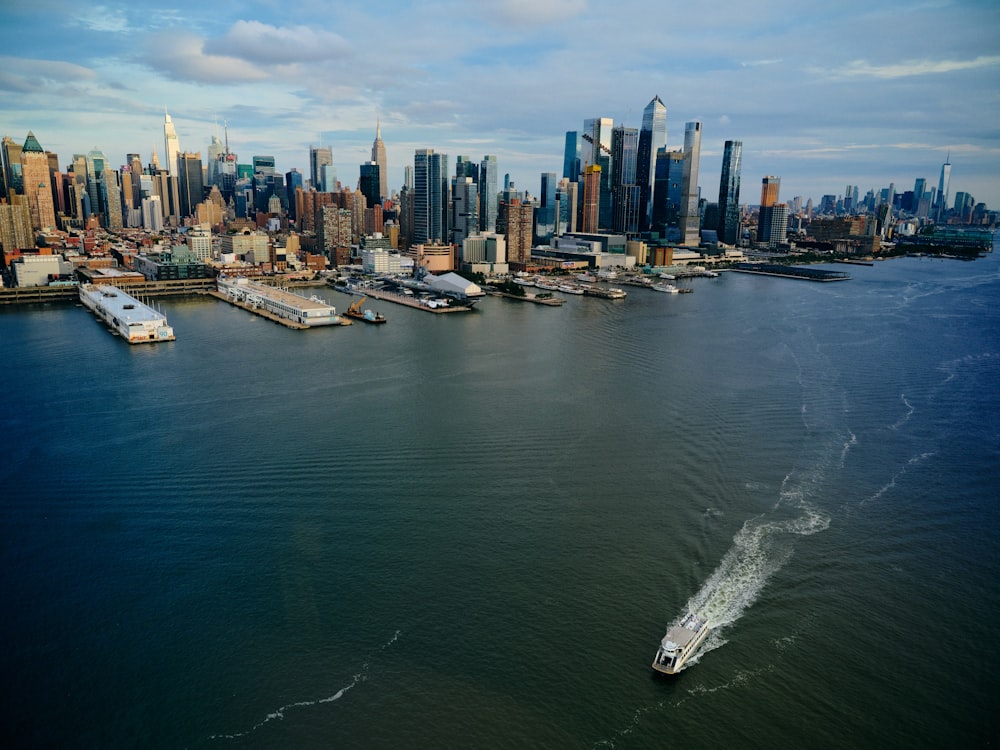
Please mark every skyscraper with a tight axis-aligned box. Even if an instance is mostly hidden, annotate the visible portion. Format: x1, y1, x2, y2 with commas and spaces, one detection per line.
637, 95, 667, 231
757, 176, 786, 247
371, 120, 388, 202
536, 172, 557, 243
450, 176, 478, 246
716, 140, 742, 245
611, 126, 639, 234
679, 121, 702, 246
581, 165, 601, 233
177, 152, 204, 218
359, 161, 381, 211
936, 154, 951, 220
563, 131, 582, 182
163, 110, 180, 178
310, 146, 333, 191
584, 117, 614, 229
479, 155, 498, 233
414, 149, 446, 244
19, 131, 56, 230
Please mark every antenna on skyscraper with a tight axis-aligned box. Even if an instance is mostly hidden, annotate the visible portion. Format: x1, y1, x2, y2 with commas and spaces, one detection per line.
224, 120, 230, 156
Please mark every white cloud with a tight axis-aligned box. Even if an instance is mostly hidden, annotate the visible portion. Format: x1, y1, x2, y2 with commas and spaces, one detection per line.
143, 32, 271, 84
836, 55, 1000, 79
215, 21, 352, 65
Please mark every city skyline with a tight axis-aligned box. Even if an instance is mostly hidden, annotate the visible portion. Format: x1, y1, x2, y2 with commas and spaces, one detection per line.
2, 1, 998, 207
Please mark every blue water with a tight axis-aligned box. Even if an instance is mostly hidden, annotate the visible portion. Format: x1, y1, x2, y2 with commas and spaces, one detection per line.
1, 246, 997, 748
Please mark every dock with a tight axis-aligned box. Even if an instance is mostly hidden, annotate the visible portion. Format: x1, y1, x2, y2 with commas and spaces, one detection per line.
336, 284, 474, 313
215, 277, 350, 328
492, 291, 565, 305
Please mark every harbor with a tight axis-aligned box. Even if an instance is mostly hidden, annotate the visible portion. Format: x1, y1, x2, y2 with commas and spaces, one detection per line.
729, 263, 851, 281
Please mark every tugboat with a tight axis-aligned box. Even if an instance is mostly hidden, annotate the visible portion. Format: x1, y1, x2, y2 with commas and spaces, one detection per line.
344, 297, 387, 324
651, 612, 710, 675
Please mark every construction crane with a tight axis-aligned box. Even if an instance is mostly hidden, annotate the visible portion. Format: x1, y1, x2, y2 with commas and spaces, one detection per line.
580, 131, 612, 157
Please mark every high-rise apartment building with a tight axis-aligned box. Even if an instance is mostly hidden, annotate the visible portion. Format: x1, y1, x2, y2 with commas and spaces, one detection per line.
760, 175, 780, 208
716, 140, 742, 246
637, 95, 667, 231
371, 121, 388, 202
757, 176, 786, 247
581, 165, 601, 233
451, 176, 478, 245
679, 121, 702, 246
19, 132, 56, 230
652, 148, 684, 231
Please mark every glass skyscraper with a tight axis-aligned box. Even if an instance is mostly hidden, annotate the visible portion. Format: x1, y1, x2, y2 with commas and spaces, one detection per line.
716, 139, 742, 246
611, 126, 639, 234
637, 95, 666, 232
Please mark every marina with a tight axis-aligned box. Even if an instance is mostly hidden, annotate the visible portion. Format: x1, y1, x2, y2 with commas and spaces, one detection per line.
78, 284, 175, 344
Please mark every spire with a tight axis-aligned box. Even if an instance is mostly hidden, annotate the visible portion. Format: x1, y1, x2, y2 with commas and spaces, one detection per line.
376, 116, 381, 140
22, 130, 43, 153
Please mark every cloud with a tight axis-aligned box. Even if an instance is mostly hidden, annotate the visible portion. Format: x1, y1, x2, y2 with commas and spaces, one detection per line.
215, 21, 352, 65
485, 0, 588, 27
836, 55, 1000, 79
143, 32, 270, 84
73, 5, 130, 33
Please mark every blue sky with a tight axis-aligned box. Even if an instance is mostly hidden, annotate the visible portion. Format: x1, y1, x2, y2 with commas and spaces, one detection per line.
3, 0, 999, 208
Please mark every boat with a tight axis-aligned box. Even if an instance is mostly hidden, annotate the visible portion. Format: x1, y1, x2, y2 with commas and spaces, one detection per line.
652, 283, 679, 293
651, 612, 710, 675
534, 279, 559, 291
344, 297, 387, 324
558, 284, 585, 295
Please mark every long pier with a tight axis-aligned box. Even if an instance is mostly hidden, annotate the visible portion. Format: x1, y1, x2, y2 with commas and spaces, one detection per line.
335, 284, 474, 313
730, 263, 850, 282
0, 278, 216, 305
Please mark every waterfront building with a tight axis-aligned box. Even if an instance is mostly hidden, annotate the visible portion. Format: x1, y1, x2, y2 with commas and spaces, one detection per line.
716, 140, 742, 246
12, 253, 75, 286
498, 197, 533, 266
461, 232, 508, 275
652, 148, 684, 232
19, 132, 56, 230
362, 247, 405, 274
79, 284, 175, 343
679, 121, 702, 246
637, 95, 667, 231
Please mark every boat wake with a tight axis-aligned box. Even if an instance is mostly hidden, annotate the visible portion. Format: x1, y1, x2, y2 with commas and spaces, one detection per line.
208, 630, 401, 742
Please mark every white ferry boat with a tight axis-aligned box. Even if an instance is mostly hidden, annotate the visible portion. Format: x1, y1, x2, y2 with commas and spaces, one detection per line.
651, 612, 710, 675
79, 284, 175, 344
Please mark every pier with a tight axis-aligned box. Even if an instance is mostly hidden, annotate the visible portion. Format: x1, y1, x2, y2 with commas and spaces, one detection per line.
730, 263, 850, 282
336, 284, 474, 313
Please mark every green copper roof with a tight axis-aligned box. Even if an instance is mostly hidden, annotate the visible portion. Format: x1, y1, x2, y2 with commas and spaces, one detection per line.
22, 131, 43, 153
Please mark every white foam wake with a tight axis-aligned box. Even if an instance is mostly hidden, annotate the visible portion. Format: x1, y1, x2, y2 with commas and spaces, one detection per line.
208, 630, 402, 742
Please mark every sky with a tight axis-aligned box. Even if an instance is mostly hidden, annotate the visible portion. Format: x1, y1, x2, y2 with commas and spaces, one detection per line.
3, 0, 999, 208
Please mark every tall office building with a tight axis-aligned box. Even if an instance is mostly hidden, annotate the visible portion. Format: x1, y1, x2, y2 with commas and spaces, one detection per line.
652, 148, 684, 231
413, 149, 447, 244
371, 120, 388, 202
163, 110, 180, 178
679, 121, 702, 246
936, 154, 951, 220
637, 95, 667, 231
760, 175, 780, 208
563, 131, 582, 182
359, 161, 381, 210
479, 155, 497, 233
310, 145, 333, 192
177, 152, 204, 218
584, 117, 614, 228
19, 132, 56, 230
611, 125, 639, 234
535, 172, 557, 243
451, 176, 478, 246
2, 135, 24, 197
716, 140, 742, 246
